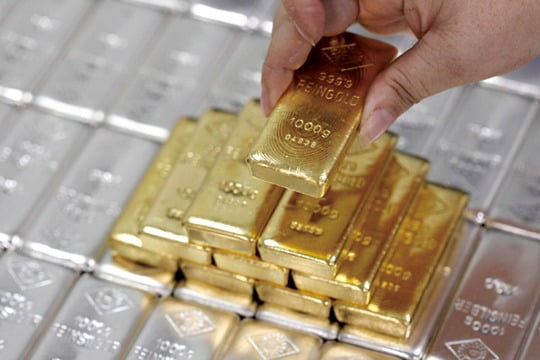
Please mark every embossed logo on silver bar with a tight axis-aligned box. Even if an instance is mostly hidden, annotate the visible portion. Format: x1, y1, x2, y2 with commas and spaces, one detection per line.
165, 309, 216, 338
85, 287, 133, 315
445, 338, 499, 360
8, 259, 53, 290
247, 331, 300, 360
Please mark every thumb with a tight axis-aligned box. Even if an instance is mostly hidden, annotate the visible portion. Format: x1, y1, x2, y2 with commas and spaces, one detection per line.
358, 34, 462, 145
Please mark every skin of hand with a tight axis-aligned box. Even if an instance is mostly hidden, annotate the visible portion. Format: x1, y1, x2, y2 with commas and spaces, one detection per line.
261, 0, 540, 144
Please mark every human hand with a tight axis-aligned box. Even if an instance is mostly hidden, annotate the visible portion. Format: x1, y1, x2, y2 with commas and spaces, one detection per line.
261, 0, 540, 144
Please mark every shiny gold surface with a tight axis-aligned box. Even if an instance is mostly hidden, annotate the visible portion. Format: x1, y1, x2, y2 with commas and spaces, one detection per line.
138, 236, 212, 265
255, 282, 332, 318
109, 240, 178, 271
108, 118, 197, 269
247, 33, 397, 197
334, 183, 468, 337
140, 109, 236, 247
213, 250, 289, 286
104, 253, 177, 286
222, 319, 322, 360
180, 262, 255, 295
258, 133, 396, 278
292, 152, 428, 303
319, 341, 399, 359
184, 101, 284, 255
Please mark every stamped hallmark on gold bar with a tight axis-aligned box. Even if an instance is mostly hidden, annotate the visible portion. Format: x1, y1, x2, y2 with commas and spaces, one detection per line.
258, 133, 396, 278
184, 100, 284, 255
292, 152, 429, 304
139, 109, 236, 246
108, 118, 196, 270
247, 32, 396, 197
334, 183, 468, 338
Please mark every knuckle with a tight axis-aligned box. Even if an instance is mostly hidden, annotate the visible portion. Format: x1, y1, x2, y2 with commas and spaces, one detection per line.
385, 66, 424, 108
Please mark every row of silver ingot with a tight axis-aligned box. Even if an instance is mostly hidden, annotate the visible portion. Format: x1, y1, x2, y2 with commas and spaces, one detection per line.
0, 0, 538, 359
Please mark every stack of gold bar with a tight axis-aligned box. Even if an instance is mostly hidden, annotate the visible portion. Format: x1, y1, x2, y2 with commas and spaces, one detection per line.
108, 32, 470, 344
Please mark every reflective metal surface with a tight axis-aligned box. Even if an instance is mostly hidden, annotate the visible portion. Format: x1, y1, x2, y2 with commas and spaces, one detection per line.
247, 33, 397, 197
0, 1, 538, 359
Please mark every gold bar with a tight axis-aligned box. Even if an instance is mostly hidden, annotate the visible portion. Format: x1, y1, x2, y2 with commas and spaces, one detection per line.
247, 32, 397, 197
213, 250, 289, 286
258, 133, 396, 278
319, 342, 399, 359
334, 183, 468, 337
184, 100, 284, 255
108, 118, 197, 270
140, 236, 213, 265
140, 109, 236, 254
292, 152, 429, 303
180, 262, 255, 295
221, 319, 322, 360
110, 240, 178, 271
255, 282, 332, 318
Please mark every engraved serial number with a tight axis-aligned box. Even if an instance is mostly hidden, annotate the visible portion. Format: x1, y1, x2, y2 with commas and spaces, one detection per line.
292, 117, 331, 138
133, 338, 194, 360
219, 180, 259, 200
289, 221, 323, 236
284, 134, 317, 148
350, 231, 372, 246
284, 116, 332, 148
293, 199, 339, 219
380, 263, 412, 281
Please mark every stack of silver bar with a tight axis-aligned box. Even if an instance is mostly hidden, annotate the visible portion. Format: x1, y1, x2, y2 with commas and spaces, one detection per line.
0, 0, 538, 359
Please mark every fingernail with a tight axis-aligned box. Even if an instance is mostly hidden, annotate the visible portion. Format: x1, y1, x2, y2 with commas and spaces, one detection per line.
293, 20, 316, 46
357, 108, 395, 146
261, 88, 271, 116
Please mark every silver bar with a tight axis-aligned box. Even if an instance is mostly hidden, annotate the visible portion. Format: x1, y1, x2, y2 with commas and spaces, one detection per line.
107, 16, 236, 136
0, 0, 94, 100
0, 108, 89, 243
498, 56, 540, 94
348, 23, 416, 54
253, 1, 278, 34
94, 250, 176, 297
490, 103, 540, 233
124, 0, 189, 13
389, 88, 462, 156
339, 221, 481, 360
126, 297, 239, 360
0, 103, 16, 144
482, 76, 540, 100
0, 0, 19, 27
319, 342, 399, 360
255, 304, 339, 340
204, 33, 269, 112
427, 85, 535, 210
428, 229, 540, 360
14, 127, 158, 271
517, 304, 540, 360
0, 250, 77, 359
174, 280, 257, 318
34, 0, 165, 123
221, 319, 322, 360
189, 0, 262, 28
29, 274, 156, 359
